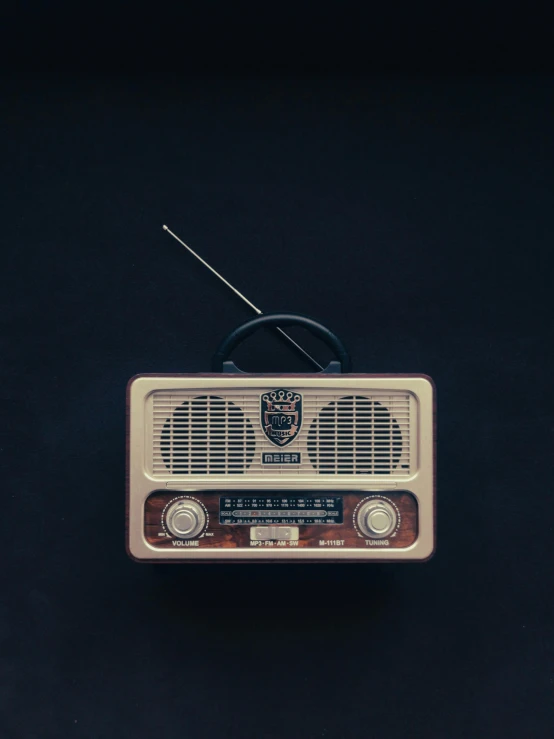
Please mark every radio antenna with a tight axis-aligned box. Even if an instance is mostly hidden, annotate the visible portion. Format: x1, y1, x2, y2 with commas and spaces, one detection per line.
162, 225, 323, 370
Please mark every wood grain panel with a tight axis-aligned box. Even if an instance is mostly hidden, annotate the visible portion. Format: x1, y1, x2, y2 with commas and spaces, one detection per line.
144, 490, 418, 549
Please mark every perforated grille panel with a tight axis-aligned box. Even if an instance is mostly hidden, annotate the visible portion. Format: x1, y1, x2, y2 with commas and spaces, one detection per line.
307, 396, 404, 474
152, 390, 412, 476
155, 396, 255, 475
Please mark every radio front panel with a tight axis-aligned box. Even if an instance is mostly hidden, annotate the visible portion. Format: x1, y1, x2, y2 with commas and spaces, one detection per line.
127, 374, 435, 562
144, 490, 418, 550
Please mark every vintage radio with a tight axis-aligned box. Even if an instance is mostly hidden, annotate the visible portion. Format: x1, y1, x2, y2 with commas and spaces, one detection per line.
126, 313, 435, 562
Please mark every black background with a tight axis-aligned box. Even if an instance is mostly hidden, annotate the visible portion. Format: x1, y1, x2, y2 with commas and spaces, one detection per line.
2, 3, 554, 738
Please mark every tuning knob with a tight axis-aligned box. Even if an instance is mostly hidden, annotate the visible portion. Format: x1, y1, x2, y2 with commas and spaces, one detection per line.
357, 499, 397, 539
165, 500, 206, 539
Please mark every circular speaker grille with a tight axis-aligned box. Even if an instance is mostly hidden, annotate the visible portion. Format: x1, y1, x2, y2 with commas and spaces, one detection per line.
307, 396, 403, 474
161, 395, 255, 474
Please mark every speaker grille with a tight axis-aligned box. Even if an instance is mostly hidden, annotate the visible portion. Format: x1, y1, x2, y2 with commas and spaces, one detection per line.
156, 395, 255, 475
152, 390, 411, 476
307, 396, 405, 474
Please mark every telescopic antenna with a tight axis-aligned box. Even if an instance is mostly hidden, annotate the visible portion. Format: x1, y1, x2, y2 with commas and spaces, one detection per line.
162, 225, 323, 371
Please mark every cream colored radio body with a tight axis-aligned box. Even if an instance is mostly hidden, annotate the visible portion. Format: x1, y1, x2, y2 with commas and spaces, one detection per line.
126, 372, 435, 562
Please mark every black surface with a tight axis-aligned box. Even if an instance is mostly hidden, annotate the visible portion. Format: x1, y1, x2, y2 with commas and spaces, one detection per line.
2, 6, 554, 737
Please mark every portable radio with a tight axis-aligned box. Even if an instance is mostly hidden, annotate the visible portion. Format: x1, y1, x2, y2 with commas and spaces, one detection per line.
126, 313, 436, 562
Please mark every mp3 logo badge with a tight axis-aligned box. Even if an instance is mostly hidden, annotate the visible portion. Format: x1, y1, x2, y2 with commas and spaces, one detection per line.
261, 390, 302, 447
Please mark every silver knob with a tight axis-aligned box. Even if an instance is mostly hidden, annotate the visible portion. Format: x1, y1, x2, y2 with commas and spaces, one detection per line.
357, 499, 397, 539
165, 500, 206, 539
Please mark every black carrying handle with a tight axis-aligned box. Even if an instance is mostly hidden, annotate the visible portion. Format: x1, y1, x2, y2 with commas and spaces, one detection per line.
211, 312, 352, 373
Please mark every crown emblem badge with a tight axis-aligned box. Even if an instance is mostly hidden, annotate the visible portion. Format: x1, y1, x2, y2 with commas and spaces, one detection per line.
260, 389, 303, 447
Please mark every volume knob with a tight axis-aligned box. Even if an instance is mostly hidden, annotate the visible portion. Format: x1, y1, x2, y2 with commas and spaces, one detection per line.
357, 499, 397, 539
165, 500, 206, 539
